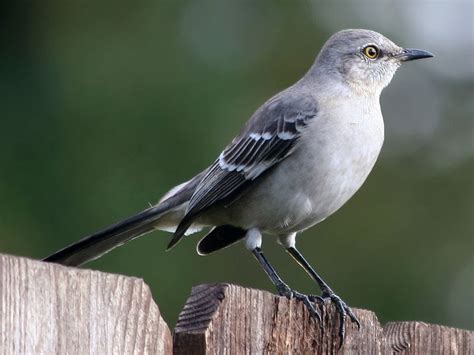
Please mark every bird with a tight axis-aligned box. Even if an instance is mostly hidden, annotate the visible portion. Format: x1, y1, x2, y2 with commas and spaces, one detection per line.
43, 29, 433, 343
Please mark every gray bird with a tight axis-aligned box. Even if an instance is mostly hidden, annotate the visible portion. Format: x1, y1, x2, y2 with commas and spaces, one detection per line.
44, 29, 433, 342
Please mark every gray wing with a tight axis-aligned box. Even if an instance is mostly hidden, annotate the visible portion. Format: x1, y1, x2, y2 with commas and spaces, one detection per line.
168, 91, 318, 249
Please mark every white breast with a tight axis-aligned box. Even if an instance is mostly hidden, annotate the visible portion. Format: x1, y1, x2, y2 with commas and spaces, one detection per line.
286, 95, 384, 231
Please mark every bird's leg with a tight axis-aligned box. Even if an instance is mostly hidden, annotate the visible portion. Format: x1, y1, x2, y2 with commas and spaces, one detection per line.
251, 247, 322, 323
286, 246, 360, 345
245, 229, 321, 323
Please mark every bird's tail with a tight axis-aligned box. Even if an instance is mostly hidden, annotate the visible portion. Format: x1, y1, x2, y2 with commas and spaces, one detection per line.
43, 173, 205, 267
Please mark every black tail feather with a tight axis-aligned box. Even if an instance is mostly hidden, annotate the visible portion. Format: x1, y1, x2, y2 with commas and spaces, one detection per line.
43, 205, 167, 267
42, 181, 197, 267
43, 170, 208, 266
196, 225, 246, 255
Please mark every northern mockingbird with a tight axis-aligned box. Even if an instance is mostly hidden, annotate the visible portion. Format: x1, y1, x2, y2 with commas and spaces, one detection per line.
44, 29, 433, 342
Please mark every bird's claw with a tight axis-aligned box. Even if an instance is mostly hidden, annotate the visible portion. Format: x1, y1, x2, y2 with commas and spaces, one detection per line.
276, 284, 359, 348
319, 291, 360, 347
276, 284, 322, 324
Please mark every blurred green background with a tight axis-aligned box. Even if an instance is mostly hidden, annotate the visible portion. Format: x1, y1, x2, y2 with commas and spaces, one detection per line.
1, 1, 472, 330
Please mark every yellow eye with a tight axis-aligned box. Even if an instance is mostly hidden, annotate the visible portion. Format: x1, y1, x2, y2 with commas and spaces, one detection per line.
363, 45, 380, 59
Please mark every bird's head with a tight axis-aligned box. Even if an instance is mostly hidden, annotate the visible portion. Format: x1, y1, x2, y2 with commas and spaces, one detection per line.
311, 29, 433, 95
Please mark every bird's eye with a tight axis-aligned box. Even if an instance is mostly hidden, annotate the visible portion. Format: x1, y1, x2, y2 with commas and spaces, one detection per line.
363, 45, 380, 59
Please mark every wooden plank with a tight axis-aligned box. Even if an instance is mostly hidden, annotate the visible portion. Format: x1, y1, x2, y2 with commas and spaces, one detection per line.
0, 253, 172, 355
173, 283, 384, 354
384, 321, 473, 354
2, 254, 472, 354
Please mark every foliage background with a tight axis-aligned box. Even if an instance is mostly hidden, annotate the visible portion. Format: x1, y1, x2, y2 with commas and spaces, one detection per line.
1, 0, 472, 329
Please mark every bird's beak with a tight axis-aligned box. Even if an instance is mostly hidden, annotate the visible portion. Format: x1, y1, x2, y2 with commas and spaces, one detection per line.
396, 48, 434, 62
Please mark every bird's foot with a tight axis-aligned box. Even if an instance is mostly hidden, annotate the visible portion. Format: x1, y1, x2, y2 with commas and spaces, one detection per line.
316, 290, 360, 347
275, 284, 359, 347
276, 283, 322, 325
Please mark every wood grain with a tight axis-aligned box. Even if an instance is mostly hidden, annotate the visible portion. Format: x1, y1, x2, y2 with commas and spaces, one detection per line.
174, 283, 473, 354
384, 321, 473, 354
173, 283, 383, 354
0, 253, 172, 355
2, 253, 472, 354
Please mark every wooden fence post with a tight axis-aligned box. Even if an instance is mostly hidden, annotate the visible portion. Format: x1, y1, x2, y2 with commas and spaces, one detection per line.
1, 254, 472, 354
384, 321, 473, 354
0, 253, 172, 354
174, 283, 473, 355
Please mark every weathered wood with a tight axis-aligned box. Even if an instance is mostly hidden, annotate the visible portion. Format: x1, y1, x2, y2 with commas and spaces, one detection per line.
1, 253, 472, 354
0, 253, 172, 354
384, 321, 473, 354
174, 283, 474, 355
173, 283, 383, 354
